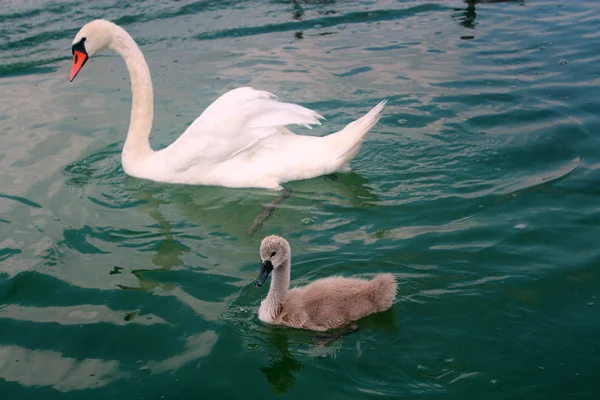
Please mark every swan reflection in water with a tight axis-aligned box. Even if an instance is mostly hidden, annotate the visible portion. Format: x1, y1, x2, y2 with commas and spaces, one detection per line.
109, 166, 378, 294
260, 331, 303, 394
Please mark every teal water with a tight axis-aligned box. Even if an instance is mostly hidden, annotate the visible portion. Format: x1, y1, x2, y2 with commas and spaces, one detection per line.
1, 0, 599, 398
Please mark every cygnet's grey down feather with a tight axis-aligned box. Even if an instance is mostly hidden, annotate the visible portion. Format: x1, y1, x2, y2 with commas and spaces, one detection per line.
255, 235, 397, 331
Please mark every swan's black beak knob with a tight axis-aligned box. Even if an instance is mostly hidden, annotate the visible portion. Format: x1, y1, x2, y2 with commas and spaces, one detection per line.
70, 39, 89, 82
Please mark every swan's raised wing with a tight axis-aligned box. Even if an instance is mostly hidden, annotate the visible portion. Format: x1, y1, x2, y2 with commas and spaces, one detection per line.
165, 87, 324, 171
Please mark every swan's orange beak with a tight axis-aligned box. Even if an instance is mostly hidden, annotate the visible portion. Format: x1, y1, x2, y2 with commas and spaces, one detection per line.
70, 50, 88, 82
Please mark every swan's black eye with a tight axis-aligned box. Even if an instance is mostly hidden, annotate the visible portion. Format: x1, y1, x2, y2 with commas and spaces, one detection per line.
271, 251, 276, 257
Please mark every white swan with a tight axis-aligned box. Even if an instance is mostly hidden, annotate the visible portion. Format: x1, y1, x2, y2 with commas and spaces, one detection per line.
255, 235, 397, 332
69, 19, 387, 189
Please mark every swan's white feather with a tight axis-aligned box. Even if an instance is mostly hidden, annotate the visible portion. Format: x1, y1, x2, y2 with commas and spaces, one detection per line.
165, 87, 323, 168
150, 87, 385, 189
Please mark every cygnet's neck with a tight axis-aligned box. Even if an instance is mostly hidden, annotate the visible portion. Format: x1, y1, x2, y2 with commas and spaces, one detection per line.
108, 24, 154, 173
265, 259, 291, 317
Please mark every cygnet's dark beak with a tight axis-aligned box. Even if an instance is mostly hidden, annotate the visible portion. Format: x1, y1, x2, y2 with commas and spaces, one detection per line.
255, 260, 273, 287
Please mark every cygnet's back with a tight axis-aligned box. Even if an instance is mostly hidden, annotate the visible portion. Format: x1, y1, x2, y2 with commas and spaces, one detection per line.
280, 273, 397, 331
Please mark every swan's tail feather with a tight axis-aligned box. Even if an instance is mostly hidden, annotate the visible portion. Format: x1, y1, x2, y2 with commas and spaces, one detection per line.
370, 273, 397, 312
330, 100, 387, 168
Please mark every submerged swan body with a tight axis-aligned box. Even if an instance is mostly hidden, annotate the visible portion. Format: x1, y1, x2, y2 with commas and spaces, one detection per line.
69, 19, 387, 189
255, 235, 397, 331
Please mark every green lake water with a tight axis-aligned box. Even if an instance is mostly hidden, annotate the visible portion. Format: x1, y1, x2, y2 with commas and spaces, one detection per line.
1, 0, 599, 398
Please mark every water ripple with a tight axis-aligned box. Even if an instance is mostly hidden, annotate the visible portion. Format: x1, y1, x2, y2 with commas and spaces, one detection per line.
0, 304, 168, 326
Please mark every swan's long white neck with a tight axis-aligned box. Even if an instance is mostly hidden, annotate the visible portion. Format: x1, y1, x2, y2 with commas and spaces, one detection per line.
108, 25, 154, 172
265, 259, 290, 318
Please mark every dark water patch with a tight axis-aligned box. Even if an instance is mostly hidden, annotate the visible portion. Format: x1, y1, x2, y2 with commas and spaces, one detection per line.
0, 194, 42, 209
0, 8, 44, 23
87, 194, 147, 210
436, 91, 522, 108
0, 28, 79, 52
332, 66, 373, 77
0, 2, 73, 24
112, 0, 257, 26
363, 43, 408, 52
193, 4, 452, 41
0, 248, 22, 263
0, 58, 64, 78
39, 244, 64, 268
60, 225, 111, 255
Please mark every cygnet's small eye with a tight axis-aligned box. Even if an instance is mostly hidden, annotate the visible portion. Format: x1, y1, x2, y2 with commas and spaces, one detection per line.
271, 251, 276, 257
